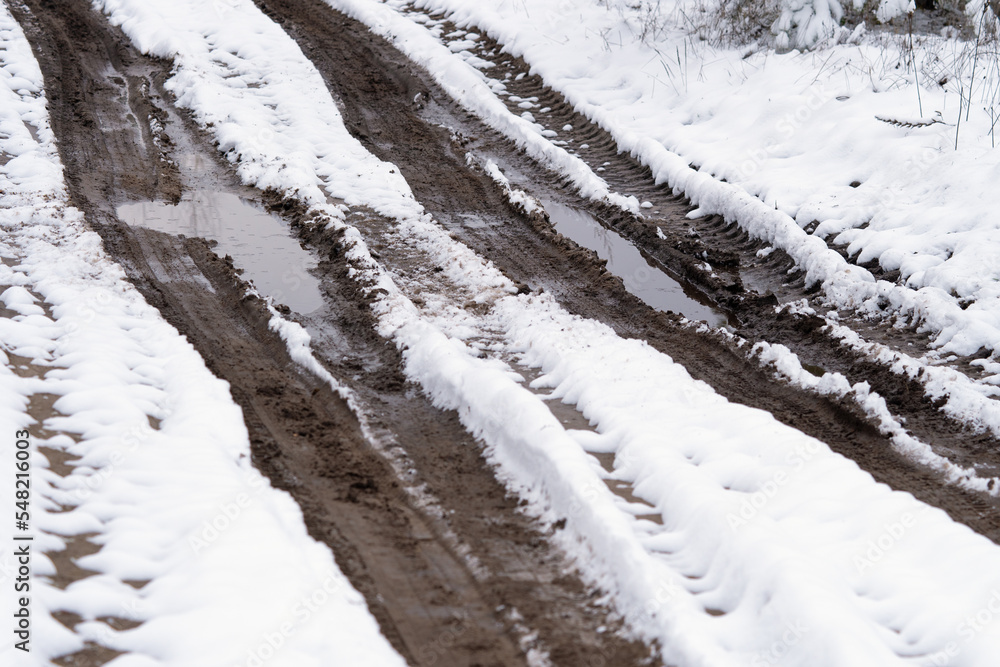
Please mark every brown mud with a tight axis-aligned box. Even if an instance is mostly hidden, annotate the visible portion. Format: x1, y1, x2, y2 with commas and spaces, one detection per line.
383, 4, 1000, 480
9, 0, 656, 664
392, 5, 1000, 484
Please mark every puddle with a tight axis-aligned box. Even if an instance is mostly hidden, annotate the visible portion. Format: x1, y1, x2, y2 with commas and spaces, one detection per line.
540, 199, 728, 327
457, 212, 491, 229
739, 264, 792, 304
801, 362, 827, 378
117, 191, 323, 314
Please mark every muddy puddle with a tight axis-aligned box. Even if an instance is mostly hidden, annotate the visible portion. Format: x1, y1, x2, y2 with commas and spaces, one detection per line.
117, 192, 323, 314
540, 199, 728, 328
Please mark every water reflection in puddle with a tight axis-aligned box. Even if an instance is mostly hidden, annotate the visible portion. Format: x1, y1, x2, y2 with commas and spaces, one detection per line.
118, 191, 324, 314
541, 200, 728, 327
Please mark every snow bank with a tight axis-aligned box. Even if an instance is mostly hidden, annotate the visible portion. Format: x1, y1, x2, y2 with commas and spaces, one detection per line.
492, 293, 1000, 666
0, 6, 405, 665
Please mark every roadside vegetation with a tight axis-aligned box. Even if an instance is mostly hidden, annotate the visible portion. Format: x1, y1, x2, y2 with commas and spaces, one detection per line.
613, 0, 998, 49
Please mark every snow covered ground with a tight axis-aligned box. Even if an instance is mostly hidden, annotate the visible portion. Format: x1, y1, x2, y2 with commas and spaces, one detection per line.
0, 6, 406, 666
91, 0, 1000, 664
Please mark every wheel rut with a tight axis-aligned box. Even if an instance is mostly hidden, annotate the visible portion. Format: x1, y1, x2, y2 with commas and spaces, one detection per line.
390, 2, 1000, 487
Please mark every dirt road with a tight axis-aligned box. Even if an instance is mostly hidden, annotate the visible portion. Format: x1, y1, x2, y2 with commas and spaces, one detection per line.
9, 0, 1000, 664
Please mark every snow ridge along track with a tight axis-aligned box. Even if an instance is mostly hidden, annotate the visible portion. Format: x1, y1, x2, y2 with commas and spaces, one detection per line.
316, 0, 1000, 503
371, 0, 1000, 357
57, 0, 1000, 665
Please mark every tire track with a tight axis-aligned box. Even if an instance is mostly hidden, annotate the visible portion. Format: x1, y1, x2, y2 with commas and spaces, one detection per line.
9, 0, 656, 664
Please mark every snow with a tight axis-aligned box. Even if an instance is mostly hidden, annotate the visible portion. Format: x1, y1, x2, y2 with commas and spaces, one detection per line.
774, 0, 845, 50
91, 0, 1000, 663
480, 157, 542, 215
490, 293, 1000, 666
822, 308, 1000, 438
0, 6, 405, 666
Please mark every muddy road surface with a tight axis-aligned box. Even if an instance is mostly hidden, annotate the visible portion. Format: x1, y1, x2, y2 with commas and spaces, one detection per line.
11, 0, 655, 664
380, 2, 1000, 489
10, 0, 1000, 664
255, 0, 1000, 538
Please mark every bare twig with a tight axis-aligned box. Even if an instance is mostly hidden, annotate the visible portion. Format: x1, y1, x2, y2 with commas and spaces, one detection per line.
908, 13, 923, 117
956, 81, 965, 149
968, 3, 989, 122
875, 115, 940, 128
